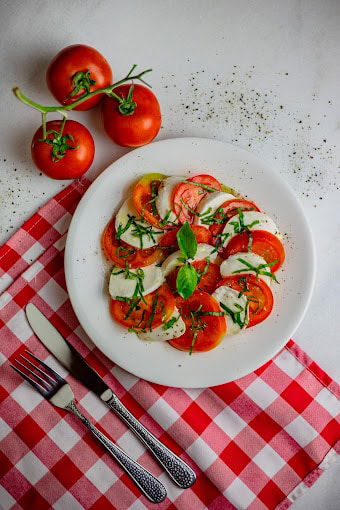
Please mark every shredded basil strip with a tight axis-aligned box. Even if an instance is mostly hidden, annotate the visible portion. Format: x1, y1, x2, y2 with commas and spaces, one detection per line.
232, 257, 279, 283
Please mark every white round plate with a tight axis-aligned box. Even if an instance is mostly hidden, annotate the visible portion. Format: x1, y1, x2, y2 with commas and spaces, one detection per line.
65, 137, 315, 388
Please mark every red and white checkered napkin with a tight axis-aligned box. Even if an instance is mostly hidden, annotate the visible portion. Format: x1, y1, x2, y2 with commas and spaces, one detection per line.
0, 179, 339, 510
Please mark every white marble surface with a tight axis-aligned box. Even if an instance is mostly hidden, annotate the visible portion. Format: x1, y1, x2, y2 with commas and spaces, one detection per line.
0, 0, 339, 507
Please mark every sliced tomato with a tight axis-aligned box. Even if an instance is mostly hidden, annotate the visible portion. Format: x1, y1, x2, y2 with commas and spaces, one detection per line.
216, 275, 273, 326
223, 230, 285, 272
159, 225, 213, 256
209, 199, 260, 238
132, 173, 166, 228
172, 174, 222, 224
102, 217, 162, 268
166, 260, 221, 294
110, 284, 175, 330
169, 291, 226, 352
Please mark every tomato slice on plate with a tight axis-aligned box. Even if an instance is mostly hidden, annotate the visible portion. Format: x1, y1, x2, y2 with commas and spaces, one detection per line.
166, 260, 221, 294
172, 174, 222, 224
102, 218, 162, 268
159, 225, 213, 256
223, 230, 285, 272
216, 275, 273, 326
209, 199, 260, 238
169, 291, 226, 352
110, 284, 175, 330
132, 173, 166, 228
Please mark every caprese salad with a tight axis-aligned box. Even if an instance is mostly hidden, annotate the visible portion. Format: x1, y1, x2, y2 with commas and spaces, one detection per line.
102, 173, 285, 354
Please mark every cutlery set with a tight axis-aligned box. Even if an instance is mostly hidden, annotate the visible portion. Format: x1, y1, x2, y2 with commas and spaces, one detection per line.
10, 303, 196, 503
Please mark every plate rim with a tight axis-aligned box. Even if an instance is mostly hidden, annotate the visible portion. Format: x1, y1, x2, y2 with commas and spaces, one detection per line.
65, 136, 316, 387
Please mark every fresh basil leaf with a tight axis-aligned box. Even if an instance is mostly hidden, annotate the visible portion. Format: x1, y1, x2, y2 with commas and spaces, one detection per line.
176, 264, 198, 299
176, 221, 197, 259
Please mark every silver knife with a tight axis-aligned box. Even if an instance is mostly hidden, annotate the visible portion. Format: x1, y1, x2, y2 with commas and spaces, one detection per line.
25, 303, 196, 489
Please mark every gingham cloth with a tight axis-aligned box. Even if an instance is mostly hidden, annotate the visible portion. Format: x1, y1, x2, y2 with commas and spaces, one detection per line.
0, 179, 339, 510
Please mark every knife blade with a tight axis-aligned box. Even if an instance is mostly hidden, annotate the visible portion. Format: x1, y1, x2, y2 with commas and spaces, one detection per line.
25, 303, 196, 489
25, 303, 112, 401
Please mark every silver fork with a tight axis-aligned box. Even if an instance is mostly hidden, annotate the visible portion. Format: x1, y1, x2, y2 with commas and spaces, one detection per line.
11, 350, 167, 504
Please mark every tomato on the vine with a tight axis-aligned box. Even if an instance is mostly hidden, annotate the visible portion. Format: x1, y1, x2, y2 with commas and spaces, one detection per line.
101, 84, 161, 147
31, 120, 95, 179
46, 44, 113, 111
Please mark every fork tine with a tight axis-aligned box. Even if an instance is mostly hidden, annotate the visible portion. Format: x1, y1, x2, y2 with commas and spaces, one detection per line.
15, 358, 52, 390
24, 350, 64, 382
19, 354, 56, 384
10, 365, 48, 396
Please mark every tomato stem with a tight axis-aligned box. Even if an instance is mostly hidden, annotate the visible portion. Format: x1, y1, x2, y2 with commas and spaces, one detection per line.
13, 65, 152, 112
13, 65, 152, 138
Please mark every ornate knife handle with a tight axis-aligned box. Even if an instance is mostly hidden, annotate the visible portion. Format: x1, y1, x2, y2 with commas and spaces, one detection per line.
67, 400, 167, 503
104, 393, 196, 489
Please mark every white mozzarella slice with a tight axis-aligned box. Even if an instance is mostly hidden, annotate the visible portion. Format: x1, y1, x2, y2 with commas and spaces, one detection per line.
212, 286, 249, 335
222, 211, 280, 247
194, 191, 236, 226
115, 197, 163, 249
161, 243, 218, 276
156, 176, 184, 225
109, 265, 164, 299
220, 252, 272, 286
137, 307, 185, 342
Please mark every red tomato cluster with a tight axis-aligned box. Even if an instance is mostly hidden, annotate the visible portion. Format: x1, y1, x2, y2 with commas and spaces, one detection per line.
29, 44, 161, 179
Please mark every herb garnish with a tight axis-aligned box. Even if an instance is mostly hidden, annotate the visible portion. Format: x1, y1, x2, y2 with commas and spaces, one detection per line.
232, 257, 279, 283
200, 207, 228, 226
162, 315, 180, 331
111, 266, 146, 302
116, 214, 162, 249
144, 293, 159, 331
219, 301, 249, 329
229, 208, 260, 234
159, 210, 179, 227
142, 180, 158, 217
180, 180, 218, 193
195, 257, 211, 283
175, 222, 199, 299
188, 305, 207, 355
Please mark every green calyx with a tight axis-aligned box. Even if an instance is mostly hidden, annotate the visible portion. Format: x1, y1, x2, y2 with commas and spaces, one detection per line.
69, 70, 96, 98
110, 83, 137, 116
38, 130, 78, 162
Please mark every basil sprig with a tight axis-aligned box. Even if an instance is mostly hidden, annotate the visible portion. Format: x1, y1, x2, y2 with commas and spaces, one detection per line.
175, 222, 198, 299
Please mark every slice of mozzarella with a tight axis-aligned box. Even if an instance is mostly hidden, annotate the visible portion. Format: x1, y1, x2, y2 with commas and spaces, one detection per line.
162, 243, 218, 276
220, 252, 272, 286
115, 197, 163, 249
137, 307, 185, 342
194, 191, 236, 226
212, 286, 249, 335
222, 211, 280, 247
109, 264, 164, 299
156, 176, 184, 225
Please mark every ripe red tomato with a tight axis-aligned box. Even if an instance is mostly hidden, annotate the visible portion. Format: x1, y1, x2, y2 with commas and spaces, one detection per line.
102, 217, 162, 268
223, 230, 285, 272
31, 120, 95, 179
101, 84, 161, 147
173, 174, 222, 224
209, 199, 260, 238
46, 44, 113, 111
132, 173, 166, 228
110, 284, 175, 330
216, 275, 273, 326
169, 292, 226, 352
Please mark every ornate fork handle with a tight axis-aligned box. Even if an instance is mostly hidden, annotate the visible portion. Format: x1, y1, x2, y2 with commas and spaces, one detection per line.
66, 400, 167, 503
104, 393, 196, 489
